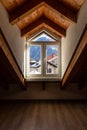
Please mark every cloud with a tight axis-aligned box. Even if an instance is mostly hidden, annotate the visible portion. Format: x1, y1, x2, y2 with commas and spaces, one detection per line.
50, 45, 58, 50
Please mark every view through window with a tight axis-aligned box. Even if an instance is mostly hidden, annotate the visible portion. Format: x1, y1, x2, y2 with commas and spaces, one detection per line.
26, 31, 60, 79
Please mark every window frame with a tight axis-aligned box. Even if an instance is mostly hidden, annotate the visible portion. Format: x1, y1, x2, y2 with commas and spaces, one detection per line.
25, 31, 61, 81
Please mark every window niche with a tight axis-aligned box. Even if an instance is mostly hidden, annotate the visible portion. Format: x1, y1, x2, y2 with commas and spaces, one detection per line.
25, 30, 61, 81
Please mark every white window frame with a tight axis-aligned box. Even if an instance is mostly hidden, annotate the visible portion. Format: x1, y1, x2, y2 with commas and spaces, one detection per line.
25, 31, 61, 81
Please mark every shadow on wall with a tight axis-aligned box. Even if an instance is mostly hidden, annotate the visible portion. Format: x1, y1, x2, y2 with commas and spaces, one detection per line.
0, 82, 87, 100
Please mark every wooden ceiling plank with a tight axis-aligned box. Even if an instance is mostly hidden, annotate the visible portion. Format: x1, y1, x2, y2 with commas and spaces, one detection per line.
9, 0, 77, 24
21, 16, 66, 37
61, 0, 85, 12
9, 1, 44, 24
44, 0, 77, 23
24, 24, 63, 39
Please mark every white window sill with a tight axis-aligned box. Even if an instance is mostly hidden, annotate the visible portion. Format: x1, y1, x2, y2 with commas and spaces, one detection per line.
25, 76, 61, 82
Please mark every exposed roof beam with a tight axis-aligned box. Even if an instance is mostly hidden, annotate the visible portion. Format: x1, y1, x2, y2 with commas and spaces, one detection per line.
21, 16, 66, 37
9, 1, 44, 24
9, 0, 77, 24
0, 29, 26, 89
62, 27, 87, 88
44, 0, 77, 23
22, 23, 63, 39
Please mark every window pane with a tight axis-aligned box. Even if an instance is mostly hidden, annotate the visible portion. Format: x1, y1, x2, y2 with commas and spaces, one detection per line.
29, 45, 41, 74
32, 33, 55, 42
46, 45, 58, 74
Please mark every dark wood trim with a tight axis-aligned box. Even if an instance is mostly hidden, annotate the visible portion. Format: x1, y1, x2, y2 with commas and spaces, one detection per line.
21, 15, 66, 37
9, 0, 77, 24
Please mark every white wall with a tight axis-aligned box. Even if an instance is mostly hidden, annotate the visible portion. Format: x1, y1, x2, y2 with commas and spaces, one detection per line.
0, 3, 24, 74
61, 0, 87, 77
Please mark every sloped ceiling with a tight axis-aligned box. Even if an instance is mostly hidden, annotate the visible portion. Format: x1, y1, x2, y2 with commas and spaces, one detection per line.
0, 0, 85, 38
0, 0, 86, 89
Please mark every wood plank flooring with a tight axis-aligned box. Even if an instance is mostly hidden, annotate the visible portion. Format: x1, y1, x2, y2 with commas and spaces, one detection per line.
0, 102, 87, 130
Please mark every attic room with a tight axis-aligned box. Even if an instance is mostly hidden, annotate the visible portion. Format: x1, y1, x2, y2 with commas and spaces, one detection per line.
0, 0, 87, 129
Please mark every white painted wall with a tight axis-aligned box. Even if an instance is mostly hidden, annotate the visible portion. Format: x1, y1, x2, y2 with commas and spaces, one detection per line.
0, 3, 24, 74
61, 0, 87, 77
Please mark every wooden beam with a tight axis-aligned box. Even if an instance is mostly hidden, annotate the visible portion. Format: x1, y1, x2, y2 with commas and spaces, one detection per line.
0, 29, 26, 89
44, 0, 77, 23
9, 1, 44, 24
9, 0, 76, 24
62, 27, 87, 88
21, 16, 66, 37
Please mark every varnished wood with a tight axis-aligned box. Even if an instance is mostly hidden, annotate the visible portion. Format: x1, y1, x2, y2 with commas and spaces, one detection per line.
62, 26, 87, 88
0, 0, 26, 12
17, 4, 70, 31
17, 6, 44, 30
8, 0, 77, 24
61, 0, 85, 11
1, 0, 84, 13
0, 102, 87, 130
22, 23, 62, 39
1, 0, 84, 39
8, 1, 70, 37
10, 2, 44, 25
21, 16, 66, 37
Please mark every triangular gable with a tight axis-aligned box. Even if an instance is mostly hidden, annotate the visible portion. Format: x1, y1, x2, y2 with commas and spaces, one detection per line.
30, 30, 57, 42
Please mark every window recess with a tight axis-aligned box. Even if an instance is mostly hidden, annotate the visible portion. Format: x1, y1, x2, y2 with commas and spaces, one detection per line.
25, 30, 61, 80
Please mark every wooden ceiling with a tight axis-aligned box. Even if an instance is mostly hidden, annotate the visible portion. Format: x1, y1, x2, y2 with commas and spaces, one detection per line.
0, 0, 85, 38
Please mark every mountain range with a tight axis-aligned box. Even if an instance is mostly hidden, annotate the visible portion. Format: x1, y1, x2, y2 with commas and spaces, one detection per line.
30, 45, 58, 60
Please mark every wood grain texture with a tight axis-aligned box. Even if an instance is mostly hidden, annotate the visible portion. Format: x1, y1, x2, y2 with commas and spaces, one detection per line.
0, 102, 87, 130
1, 0, 84, 12
1, 0, 84, 38
8, 0, 77, 24
21, 16, 66, 38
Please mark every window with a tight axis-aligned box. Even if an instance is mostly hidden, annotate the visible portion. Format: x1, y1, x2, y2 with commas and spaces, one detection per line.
25, 30, 61, 80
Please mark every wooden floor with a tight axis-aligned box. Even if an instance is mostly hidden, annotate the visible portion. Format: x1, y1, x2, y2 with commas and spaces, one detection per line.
0, 102, 87, 130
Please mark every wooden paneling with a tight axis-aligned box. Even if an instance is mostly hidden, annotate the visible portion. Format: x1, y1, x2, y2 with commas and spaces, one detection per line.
17, 4, 70, 30
62, 26, 87, 88
1, 0, 84, 12
0, 0, 77, 38
10, 2, 44, 25
0, 0, 26, 12
24, 23, 64, 39
61, 0, 85, 11
1, 0, 84, 39
17, 5, 44, 29
43, 5, 70, 29
21, 16, 66, 38
8, 1, 77, 24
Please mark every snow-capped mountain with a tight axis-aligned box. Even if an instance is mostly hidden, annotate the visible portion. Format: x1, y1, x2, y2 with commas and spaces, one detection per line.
30, 46, 40, 60
30, 45, 58, 60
